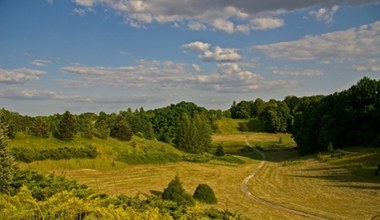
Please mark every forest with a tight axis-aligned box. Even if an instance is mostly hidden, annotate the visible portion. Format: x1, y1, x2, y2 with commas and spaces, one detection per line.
0, 77, 379, 219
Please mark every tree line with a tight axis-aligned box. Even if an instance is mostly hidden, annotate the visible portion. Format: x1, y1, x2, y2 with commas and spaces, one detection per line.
1, 77, 379, 155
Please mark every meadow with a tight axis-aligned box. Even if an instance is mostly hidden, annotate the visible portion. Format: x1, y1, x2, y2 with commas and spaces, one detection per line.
12, 118, 380, 219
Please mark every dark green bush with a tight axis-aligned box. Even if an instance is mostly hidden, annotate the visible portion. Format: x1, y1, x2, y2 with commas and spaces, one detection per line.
193, 183, 217, 204
162, 176, 195, 207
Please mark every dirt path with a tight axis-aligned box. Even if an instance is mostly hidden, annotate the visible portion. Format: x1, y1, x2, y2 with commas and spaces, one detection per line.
241, 141, 327, 220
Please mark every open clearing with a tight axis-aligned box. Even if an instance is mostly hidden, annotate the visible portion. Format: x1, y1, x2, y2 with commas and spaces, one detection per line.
18, 132, 380, 219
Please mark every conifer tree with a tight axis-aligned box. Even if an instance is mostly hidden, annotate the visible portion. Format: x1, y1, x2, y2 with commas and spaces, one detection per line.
57, 111, 77, 141
162, 175, 195, 207
193, 184, 217, 204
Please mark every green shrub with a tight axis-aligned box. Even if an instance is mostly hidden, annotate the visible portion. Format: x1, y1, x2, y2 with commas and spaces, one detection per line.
193, 184, 217, 204
214, 145, 225, 156
162, 176, 195, 207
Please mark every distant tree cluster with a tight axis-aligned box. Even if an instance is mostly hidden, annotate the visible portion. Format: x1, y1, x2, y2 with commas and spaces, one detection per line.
292, 77, 380, 154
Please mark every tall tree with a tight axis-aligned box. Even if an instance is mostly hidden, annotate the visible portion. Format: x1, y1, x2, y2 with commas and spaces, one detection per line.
30, 117, 49, 138
56, 111, 77, 141
0, 121, 14, 193
110, 115, 133, 141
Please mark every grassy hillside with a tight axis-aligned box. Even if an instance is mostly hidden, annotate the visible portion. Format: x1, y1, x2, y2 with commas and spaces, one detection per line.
10, 133, 185, 171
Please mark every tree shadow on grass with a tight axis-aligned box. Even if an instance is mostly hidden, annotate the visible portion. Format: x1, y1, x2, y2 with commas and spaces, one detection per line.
150, 190, 163, 197
287, 164, 380, 189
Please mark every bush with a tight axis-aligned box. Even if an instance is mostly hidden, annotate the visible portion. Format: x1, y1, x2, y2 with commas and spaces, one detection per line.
193, 184, 217, 204
162, 176, 195, 207
214, 145, 225, 156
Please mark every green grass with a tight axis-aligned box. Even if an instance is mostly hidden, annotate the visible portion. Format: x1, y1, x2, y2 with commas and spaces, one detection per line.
214, 117, 267, 134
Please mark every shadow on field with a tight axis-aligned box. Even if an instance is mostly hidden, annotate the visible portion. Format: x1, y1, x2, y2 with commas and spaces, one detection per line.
287, 164, 380, 188
235, 146, 300, 163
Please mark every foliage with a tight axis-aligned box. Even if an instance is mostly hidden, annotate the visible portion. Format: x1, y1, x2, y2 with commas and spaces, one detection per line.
175, 113, 211, 154
9, 169, 92, 201
259, 100, 293, 132
110, 114, 133, 141
215, 144, 225, 156
95, 117, 109, 139
162, 176, 195, 207
11, 145, 97, 163
0, 121, 15, 193
193, 184, 217, 204
30, 117, 49, 138
56, 111, 77, 141
293, 77, 380, 154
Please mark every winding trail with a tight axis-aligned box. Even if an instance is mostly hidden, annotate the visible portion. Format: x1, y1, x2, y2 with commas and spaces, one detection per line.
241, 140, 327, 220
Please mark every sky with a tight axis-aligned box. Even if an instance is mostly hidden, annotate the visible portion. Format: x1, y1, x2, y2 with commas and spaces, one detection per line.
1, 0, 380, 116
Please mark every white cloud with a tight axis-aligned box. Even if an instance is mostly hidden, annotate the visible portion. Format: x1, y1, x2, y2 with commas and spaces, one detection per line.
253, 21, 380, 60
212, 18, 235, 33
72, 0, 375, 33
31, 59, 51, 67
352, 59, 380, 72
309, 5, 339, 24
183, 41, 210, 52
270, 67, 324, 76
251, 17, 284, 30
0, 68, 46, 84
201, 47, 242, 62
183, 41, 242, 62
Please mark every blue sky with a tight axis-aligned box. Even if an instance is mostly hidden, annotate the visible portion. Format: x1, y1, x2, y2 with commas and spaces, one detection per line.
1, 0, 380, 115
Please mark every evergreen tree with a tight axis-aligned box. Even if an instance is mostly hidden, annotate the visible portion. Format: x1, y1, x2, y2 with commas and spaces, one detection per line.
110, 115, 133, 141
193, 184, 217, 204
56, 111, 77, 141
162, 176, 195, 207
95, 114, 109, 139
30, 117, 49, 138
0, 121, 14, 193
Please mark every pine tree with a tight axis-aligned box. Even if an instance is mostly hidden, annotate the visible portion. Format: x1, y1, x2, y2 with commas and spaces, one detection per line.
214, 144, 225, 156
57, 111, 77, 141
0, 121, 14, 193
110, 115, 133, 141
162, 175, 195, 207
81, 118, 95, 139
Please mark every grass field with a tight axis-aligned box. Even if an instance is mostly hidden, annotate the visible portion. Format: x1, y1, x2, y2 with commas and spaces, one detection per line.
11, 118, 380, 219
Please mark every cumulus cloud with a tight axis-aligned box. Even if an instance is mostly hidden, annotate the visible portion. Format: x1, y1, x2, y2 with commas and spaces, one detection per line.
309, 5, 339, 24
72, 0, 374, 33
183, 41, 242, 62
352, 59, 380, 72
212, 18, 235, 33
73, 8, 87, 16
253, 21, 380, 60
270, 67, 324, 76
0, 68, 46, 84
251, 17, 284, 30
31, 59, 52, 67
